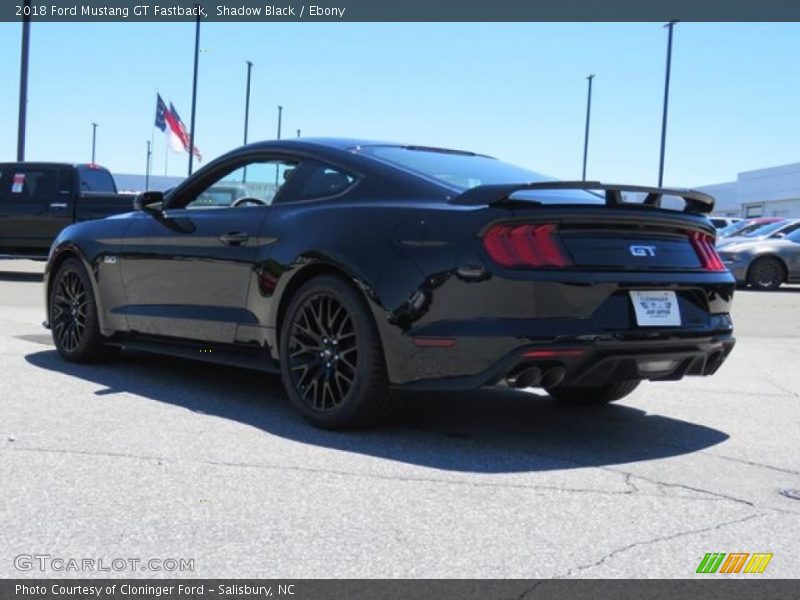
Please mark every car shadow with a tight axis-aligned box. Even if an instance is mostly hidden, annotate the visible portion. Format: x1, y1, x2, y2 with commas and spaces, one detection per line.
24, 349, 729, 474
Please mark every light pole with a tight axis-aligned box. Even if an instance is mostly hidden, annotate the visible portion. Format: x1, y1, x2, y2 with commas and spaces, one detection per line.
274, 106, 284, 187
243, 60, 253, 144
582, 74, 595, 181
187, 7, 200, 175
658, 21, 678, 187
91, 122, 98, 163
17, 0, 31, 161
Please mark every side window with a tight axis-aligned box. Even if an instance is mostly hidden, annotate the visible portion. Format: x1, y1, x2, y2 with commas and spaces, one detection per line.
744, 204, 763, 218
0, 168, 59, 204
186, 159, 299, 209
294, 164, 356, 201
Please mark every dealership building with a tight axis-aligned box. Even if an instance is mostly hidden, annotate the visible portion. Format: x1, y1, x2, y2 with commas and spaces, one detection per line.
697, 162, 800, 218
113, 173, 184, 193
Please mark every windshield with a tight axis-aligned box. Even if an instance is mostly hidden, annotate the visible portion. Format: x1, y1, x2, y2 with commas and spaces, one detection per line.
358, 145, 603, 204
787, 229, 800, 243
718, 221, 750, 236
727, 220, 776, 236
741, 220, 787, 238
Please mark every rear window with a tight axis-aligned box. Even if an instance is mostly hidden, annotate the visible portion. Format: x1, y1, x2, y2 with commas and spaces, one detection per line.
77, 166, 117, 193
0, 166, 61, 203
358, 145, 602, 204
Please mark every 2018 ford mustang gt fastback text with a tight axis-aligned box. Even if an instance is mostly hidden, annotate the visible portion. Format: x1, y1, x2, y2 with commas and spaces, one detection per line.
44, 139, 736, 429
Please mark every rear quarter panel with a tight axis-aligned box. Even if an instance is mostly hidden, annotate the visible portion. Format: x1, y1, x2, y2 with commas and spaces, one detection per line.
258, 201, 736, 385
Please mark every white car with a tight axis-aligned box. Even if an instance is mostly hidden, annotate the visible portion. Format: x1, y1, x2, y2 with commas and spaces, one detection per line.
709, 216, 742, 230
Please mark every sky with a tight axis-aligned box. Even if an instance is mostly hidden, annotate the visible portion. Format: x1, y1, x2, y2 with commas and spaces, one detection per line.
0, 22, 798, 187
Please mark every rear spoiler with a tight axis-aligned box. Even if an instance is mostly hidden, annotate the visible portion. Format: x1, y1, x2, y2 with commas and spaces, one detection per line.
449, 181, 715, 214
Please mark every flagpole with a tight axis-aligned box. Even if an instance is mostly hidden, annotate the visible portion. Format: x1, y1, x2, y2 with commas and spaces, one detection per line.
187, 7, 201, 175
147, 122, 155, 190
145, 140, 151, 191
165, 133, 169, 176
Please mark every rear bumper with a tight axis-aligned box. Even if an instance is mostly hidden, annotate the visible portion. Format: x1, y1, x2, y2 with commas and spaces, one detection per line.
372, 262, 737, 389
394, 333, 735, 391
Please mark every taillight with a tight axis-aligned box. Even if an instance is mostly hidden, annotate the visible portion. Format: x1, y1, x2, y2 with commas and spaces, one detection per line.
689, 231, 726, 271
483, 223, 572, 268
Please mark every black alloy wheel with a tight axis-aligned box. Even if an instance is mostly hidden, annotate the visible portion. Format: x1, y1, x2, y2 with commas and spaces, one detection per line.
287, 291, 357, 411
279, 275, 394, 429
52, 270, 88, 353
49, 258, 110, 362
747, 257, 784, 291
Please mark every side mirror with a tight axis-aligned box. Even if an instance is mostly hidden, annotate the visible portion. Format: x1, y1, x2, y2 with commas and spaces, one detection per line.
134, 190, 165, 213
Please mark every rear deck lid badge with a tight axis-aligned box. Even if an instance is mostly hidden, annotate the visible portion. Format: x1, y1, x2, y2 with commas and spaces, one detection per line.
630, 245, 657, 257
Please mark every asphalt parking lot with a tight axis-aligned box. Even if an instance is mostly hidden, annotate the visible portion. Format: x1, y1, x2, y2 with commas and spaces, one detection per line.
1, 260, 798, 579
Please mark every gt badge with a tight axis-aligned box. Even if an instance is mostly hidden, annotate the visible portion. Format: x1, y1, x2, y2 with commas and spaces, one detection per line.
630, 245, 657, 257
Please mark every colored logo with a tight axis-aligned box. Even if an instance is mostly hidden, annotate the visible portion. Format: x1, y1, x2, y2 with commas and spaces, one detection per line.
696, 552, 773, 574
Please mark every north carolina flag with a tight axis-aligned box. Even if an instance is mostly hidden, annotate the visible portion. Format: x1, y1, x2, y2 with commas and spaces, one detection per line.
164, 101, 202, 162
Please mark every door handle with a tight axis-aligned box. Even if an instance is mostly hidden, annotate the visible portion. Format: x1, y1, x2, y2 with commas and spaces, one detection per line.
219, 231, 249, 246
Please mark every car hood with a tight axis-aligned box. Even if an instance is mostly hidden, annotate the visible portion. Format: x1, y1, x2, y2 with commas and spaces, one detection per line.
717, 235, 767, 247
720, 239, 795, 253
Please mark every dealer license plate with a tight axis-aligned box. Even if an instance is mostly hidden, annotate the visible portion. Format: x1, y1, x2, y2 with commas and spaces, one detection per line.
629, 290, 681, 327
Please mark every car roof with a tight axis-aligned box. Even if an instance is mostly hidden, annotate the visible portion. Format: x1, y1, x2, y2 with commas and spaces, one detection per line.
242, 137, 483, 156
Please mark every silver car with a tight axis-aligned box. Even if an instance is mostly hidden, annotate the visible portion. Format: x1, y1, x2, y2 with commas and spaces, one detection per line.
718, 227, 800, 290
717, 218, 800, 249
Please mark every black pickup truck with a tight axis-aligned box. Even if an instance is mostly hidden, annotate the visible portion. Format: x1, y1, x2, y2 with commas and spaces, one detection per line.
0, 162, 133, 259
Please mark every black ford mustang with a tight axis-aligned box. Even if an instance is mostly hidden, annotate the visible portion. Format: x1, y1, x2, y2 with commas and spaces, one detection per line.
44, 138, 735, 429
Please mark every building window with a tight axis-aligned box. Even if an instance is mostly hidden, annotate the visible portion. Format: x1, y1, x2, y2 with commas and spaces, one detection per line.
744, 203, 764, 218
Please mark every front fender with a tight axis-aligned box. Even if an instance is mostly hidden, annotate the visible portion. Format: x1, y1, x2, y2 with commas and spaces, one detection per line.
44, 242, 110, 334
44, 219, 133, 337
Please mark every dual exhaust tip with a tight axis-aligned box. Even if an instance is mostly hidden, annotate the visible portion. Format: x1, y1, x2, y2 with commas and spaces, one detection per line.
507, 365, 566, 389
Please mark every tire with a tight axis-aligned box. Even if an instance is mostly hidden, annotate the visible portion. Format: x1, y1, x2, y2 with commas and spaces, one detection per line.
49, 258, 112, 363
746, 257, 784, 291
279, 275, 394, 430
546, 380, 641, 405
